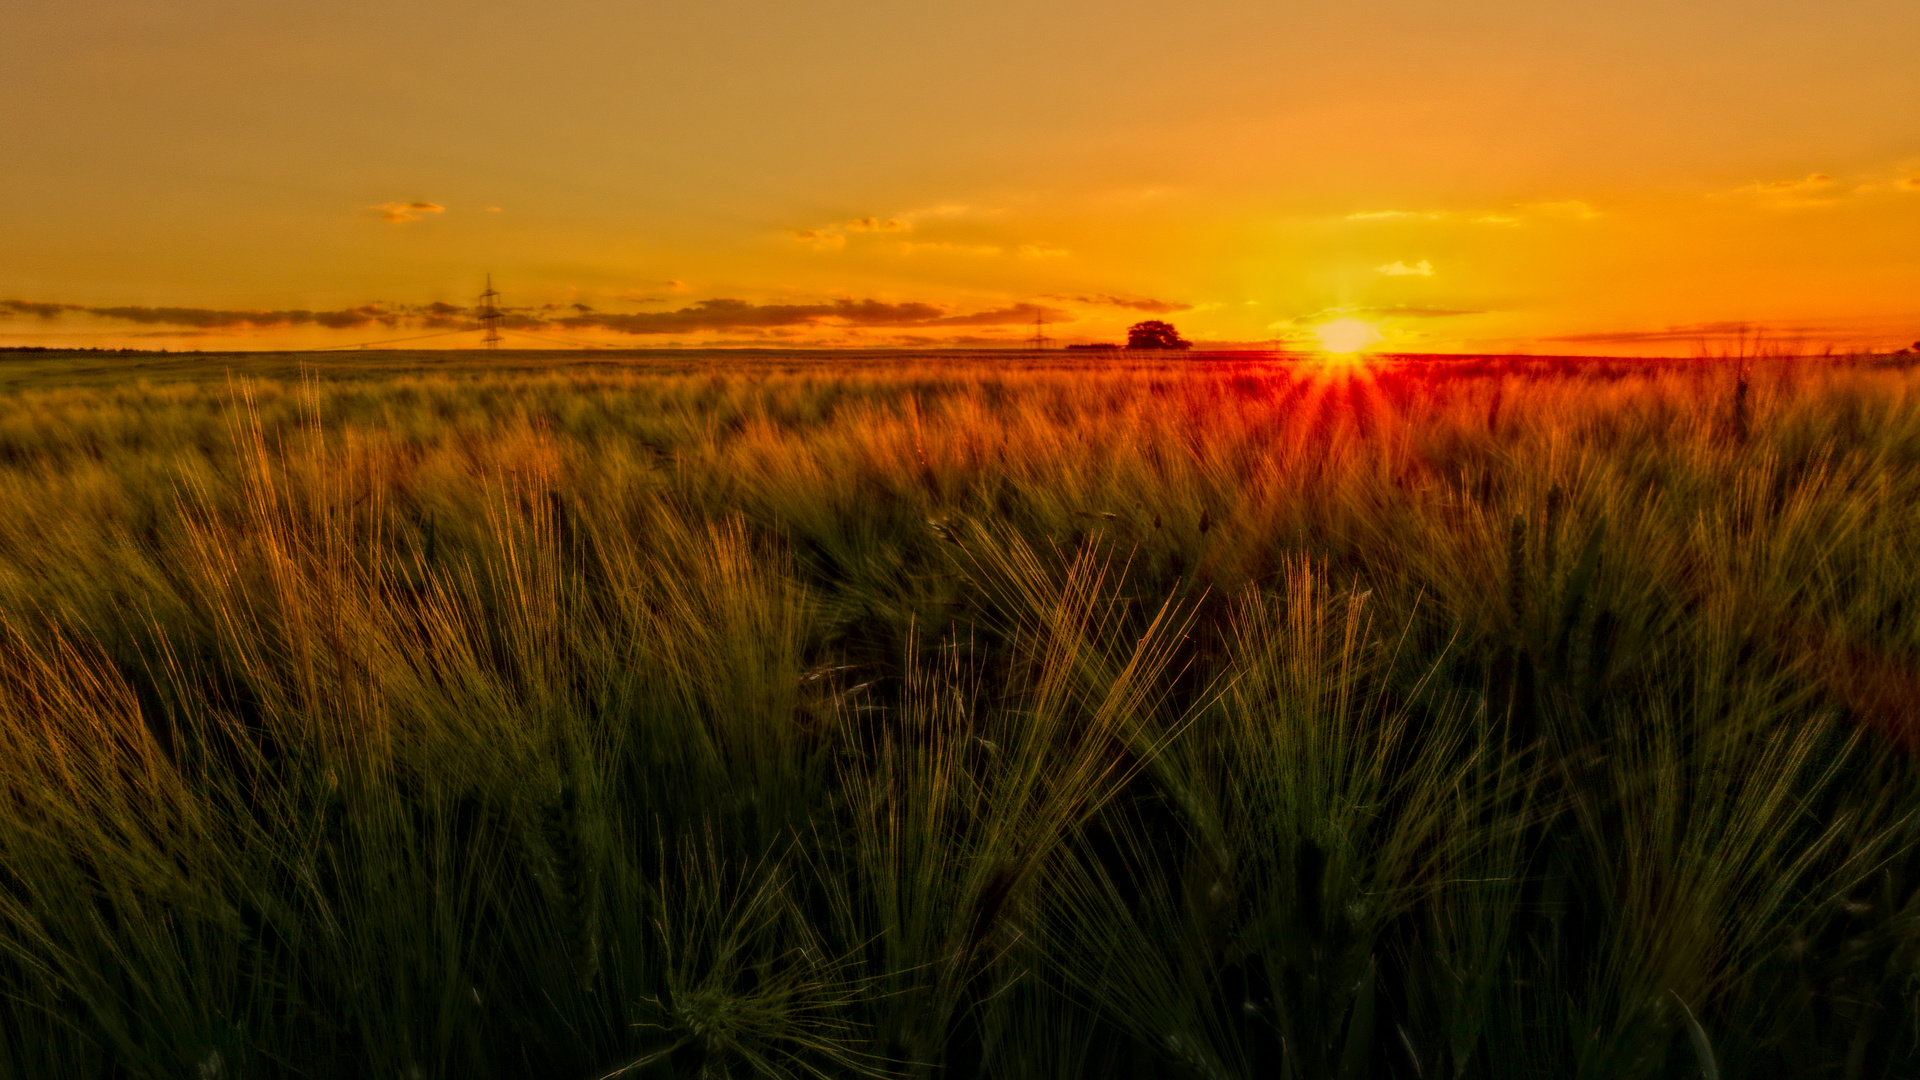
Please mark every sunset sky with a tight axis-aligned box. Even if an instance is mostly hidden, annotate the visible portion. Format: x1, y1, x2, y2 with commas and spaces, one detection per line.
4, 0, 1918, 353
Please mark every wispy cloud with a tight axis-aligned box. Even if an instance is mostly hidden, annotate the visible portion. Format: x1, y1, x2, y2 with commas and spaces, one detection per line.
1042, 294, 1192, 314
1738, 173, 1833, 196
1343, 202, 1595, 226
788, 204, 1008, 252
897, 203, 987, 222
1376, 259, 1434, 277
788, 228, 847, 251
369, 201, 445, 224
616, 281, 692, 304
1517, 200, 1601, 219
896, 241, 1002, 257
1720, 163, 1920, 201
1016, 244, 1069, 259
1721, 173, 1842, 209
1370, 305, 1480, 317
916, 302, 1068, 327
1270, 304, 1483, 330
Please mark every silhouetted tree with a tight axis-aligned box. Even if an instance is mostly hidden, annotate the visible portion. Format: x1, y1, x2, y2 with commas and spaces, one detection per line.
1126, 320, 1191, 350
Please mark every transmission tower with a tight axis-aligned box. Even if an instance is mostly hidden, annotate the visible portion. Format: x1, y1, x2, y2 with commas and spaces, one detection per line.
1028, 307, 1050, 350
477, 274, 504, 349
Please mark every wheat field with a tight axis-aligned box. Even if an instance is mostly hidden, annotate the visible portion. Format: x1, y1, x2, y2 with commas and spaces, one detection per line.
0, 349, 1915, 1079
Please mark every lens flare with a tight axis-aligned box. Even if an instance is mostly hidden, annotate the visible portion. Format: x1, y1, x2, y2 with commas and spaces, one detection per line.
1315, 318, 1382, 354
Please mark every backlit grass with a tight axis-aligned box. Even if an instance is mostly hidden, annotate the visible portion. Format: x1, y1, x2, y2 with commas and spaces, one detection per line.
0, 349, 1915, 1078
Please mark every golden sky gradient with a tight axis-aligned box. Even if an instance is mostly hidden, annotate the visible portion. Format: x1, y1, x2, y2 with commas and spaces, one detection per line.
4, 0, 1918, 353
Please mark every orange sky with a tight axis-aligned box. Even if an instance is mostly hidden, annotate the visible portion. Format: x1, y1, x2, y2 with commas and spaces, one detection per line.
4, 0, 1919, 353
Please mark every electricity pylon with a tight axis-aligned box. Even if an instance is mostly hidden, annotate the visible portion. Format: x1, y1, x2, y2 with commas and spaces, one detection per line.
477, 274, 503, 349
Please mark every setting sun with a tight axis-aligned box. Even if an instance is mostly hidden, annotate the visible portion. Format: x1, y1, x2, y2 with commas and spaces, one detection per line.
1314, 318, 1383, 354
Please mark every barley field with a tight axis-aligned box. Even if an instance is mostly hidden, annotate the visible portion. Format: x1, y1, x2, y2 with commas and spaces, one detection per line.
0, 348, 1915, 1079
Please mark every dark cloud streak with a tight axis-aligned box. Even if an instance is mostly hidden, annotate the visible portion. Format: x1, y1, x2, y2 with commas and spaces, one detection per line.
1043, 294, 1191, 314
556, 299, 1071, 334
6, 296, 1073, 336
4, 299, 400, 329
1544, 321, 1822, 344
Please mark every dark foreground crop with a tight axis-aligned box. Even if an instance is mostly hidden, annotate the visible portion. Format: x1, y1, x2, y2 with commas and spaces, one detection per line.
0, 351, 1915, 1078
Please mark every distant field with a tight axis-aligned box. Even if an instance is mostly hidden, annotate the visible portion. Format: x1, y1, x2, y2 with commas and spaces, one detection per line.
0, 346, 1223, 390
0, 349, 1915, 1079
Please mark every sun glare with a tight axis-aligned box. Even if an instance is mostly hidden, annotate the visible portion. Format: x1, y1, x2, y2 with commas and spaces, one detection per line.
1315, 318, 1382, 355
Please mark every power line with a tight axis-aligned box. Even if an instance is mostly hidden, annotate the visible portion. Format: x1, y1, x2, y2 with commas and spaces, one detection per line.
305, 327, 481, 352
1029, 307, 1050, 350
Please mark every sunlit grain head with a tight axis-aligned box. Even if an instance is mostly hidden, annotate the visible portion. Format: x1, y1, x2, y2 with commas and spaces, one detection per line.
1315, 318, 1382, 355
